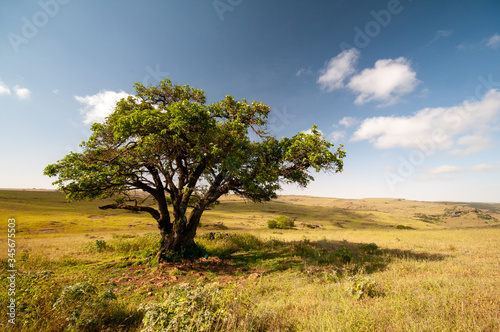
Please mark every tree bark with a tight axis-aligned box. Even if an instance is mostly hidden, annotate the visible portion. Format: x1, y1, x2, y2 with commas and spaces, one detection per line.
156, 208, 203, 263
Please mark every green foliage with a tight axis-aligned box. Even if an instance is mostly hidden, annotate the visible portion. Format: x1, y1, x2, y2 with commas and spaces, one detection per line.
197, 233, 262, 256
85, 239, 108, 252
396, 225, 415, 230
335, 248, 352, 264
139, 283, 232, 332
44, 78, 345, 257
347, 275, 378, 300
359, 243, 379, 254
475, 210, 499, 222
267, 219, 278, 229
268, 215, 295, 229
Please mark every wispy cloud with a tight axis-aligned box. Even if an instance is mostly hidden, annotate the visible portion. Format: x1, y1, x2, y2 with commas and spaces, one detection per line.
429, 30, 453, 44
317, 49, 359, 91
296, 68, 313, 77
486, 33, 500, 49
347, 57, 419, 106
0, 81, 11, 96
338, 116, 358, 128
429, 165, 462, 175
13, 85, 31, 100
429, 163, 499, 175
457, 33, 500, 50
351, 89, 500, 154
75, 90, 131, 125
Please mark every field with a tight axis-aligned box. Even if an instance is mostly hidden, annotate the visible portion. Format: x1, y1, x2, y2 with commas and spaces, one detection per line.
1, 189, 499, 331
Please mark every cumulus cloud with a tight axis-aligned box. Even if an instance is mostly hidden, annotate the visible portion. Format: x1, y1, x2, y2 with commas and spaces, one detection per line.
351, 89, 500, 153
317, 49, 359, 91
13, 85, 31, 100
0, 81, 11, 96
347, 57, 419, 106
486, 33, 500, 49
76, 90, 131, 125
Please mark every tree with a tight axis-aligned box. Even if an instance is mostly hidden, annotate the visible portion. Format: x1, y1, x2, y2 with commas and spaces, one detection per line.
44, 79, 346, 262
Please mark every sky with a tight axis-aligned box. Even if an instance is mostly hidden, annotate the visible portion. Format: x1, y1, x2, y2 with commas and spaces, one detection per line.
1, 0, 500, 203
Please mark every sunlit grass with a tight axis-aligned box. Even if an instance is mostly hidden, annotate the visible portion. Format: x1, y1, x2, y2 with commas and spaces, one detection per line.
1, 190, 499, 331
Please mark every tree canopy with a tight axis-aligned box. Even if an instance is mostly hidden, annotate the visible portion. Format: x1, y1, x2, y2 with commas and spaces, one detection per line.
44, 79, 346, 261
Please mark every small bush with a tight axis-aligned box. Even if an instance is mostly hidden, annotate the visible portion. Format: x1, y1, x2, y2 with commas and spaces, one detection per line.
197, 233, 262, 257
139, 283, 232, 332
335, 248, 352, 264
268, 216, 294, 229
347, 276, 378, 299
359, 243, 379, 254
267, 219, 278, 229
85, 239, 108, 252
396, 225, 414, 230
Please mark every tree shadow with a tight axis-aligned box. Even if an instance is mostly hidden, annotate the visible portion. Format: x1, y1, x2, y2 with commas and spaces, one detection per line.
188, 237, 447, 278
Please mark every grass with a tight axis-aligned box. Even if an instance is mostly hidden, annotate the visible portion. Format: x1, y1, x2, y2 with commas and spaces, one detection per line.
0, 190, 499, 331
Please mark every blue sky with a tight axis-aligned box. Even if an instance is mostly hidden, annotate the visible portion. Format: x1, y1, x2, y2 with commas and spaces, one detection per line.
1, 0, 500, 202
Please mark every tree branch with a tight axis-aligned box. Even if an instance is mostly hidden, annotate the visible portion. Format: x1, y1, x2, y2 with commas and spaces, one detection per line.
99, 203, 160, 221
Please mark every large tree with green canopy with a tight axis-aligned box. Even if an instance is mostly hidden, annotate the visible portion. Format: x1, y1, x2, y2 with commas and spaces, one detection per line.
44, 79, 346, 262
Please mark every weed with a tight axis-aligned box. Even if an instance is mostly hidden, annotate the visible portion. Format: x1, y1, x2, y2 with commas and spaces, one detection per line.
346, 275, 378, 299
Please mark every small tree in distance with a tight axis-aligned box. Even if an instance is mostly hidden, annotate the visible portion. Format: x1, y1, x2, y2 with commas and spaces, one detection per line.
44, 79, 346, 262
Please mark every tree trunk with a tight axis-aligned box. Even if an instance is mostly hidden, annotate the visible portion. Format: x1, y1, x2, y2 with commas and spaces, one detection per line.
156, 209, 202, 263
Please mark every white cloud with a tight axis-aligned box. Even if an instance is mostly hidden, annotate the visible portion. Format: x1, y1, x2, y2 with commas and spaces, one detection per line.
352, 89, 500, 153
338, 116, 358, 128
13, 85, 31, 100
328, 130, 346, 142
0, 81, 11, 96
429, 165, 462, 175
317, 49, 359, 91
347, 57, 419, 106
449, 134, 492, 156
76, 90, 131, 125
486, 33, 500, 49
428, 163, 498, 176
471, 163, 497, 171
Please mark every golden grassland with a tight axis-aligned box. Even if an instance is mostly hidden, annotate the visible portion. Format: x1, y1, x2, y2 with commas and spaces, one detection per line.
1, 189, 499, 331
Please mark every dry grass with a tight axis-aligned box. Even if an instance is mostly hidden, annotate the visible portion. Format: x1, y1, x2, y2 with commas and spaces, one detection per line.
1, 190, 499, 331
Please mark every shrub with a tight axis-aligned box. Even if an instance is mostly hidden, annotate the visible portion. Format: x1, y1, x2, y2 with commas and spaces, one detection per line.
267, 219, 278, 229
359, 243, 379, 254
347, 276, 378, 299
267, 216, 294, 229
197, 233, 262, 257
396, 225, 414, 230
139, 283, 231, 332
85, 239, 108, 252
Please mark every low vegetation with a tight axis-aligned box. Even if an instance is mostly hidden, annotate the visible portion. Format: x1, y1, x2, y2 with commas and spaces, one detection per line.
1, 190, 499, 331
